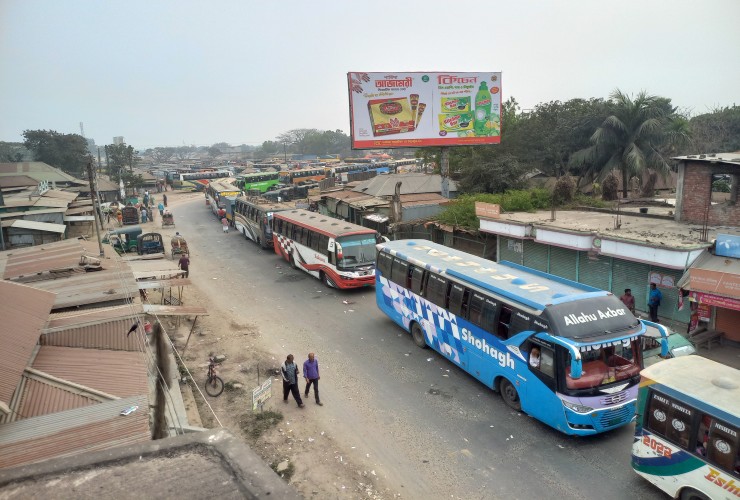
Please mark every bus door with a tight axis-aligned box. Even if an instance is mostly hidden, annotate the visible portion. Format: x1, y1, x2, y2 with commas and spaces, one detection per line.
519, 336, 559, 420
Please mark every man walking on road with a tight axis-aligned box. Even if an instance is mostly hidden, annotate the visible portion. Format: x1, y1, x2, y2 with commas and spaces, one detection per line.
648, 283, 662, 322
281, 354, 304, 408
178, 254, 190, 278
303, 352, 322, 406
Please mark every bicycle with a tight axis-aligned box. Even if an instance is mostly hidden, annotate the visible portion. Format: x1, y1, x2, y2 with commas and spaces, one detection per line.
204, 356, 224, 397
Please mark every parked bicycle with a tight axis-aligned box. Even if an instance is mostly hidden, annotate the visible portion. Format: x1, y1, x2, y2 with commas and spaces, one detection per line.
204, 356, 224, 397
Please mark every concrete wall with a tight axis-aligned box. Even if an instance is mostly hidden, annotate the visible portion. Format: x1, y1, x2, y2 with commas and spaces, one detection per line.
676, 161, 740, 225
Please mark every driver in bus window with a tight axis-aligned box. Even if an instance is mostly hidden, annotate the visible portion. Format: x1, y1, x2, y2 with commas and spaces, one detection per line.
529, 347, 541, 369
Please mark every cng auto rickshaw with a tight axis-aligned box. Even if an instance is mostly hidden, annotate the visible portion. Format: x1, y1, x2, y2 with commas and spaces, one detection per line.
104, 226, 143, 254
137, 232, 165, 255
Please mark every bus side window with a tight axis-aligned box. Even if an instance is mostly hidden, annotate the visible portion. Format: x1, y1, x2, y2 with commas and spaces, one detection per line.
376, 252, 393, 278
425, 274, 448, 308
481, 297, 498, 334
645, 391, 670, 437
524, 341, 555, 379
410, 266, 425, 295
391, 258, 410, 288
319, 235, 329, 255
447, 283, 465, 316
468, 293, 485, 326
498, 307, 512, 339
706, 418, 739, 472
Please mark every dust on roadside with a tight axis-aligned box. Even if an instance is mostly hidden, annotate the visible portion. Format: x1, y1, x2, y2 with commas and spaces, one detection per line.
158, 190, 397, 499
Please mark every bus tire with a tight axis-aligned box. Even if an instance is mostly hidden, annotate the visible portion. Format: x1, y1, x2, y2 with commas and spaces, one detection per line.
680, 489, 710, 500
410, 322, 428, 349
256, 236, 261, 246
320, 271, 336, 288
499, 378, 521, 411
289, 254, 297, 269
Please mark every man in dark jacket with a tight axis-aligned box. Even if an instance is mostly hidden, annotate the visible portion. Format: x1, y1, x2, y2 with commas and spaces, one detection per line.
281, 354, 304, 408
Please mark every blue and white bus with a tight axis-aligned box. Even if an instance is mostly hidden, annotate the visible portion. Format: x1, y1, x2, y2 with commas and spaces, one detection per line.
376, 240, 648, 436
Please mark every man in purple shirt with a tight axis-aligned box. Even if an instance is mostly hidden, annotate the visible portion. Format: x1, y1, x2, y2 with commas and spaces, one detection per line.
303, 352, 323, 406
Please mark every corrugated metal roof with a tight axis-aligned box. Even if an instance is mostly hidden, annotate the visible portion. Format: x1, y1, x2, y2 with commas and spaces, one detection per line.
0, 281, 56, 408
0, 175, 37, 188
2, 239, 85, 280
28, 267, 138, 309
10, 220, 67, 234
32, 346, 149, 398
42, 306, 145, 351
14, 376, 98, 420
144, 304, 209, 316
41, 190, 79, 201
352, 173, 457, 197
0, 394, 150, 469
64, 206, 95, 215
0, 162, 84, 184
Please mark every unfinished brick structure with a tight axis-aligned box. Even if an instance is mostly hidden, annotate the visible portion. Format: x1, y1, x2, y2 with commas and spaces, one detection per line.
674, 153, 740, 225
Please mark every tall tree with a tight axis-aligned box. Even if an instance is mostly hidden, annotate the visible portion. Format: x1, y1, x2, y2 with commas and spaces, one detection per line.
151, 147, 176, 163
570, 90, 675, 198
688, 105, 740, 154
22, 129, 88, 178
104, 143, 135, 184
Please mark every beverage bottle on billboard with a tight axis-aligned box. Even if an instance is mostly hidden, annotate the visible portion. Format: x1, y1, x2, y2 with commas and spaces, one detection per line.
474, 82, 492, 136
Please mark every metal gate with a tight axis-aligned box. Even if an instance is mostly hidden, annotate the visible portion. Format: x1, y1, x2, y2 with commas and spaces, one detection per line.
578, 251, 612, 291
523, 240, 548, 272
498, 237, 523, 265
549, 246, 578, 281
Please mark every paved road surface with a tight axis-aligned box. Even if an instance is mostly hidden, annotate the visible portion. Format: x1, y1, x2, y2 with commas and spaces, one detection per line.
177, 198, 662, 500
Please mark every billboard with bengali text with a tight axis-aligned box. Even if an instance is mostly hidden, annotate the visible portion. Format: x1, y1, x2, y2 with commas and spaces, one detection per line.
348, 71, 502, 149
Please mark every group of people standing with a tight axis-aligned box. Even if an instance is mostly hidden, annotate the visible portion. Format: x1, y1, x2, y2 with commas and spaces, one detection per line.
619, 283, 663, 322
281, 353, 323, 408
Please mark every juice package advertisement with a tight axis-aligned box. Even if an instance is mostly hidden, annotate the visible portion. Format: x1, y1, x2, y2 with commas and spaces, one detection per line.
347, 71, 501, 149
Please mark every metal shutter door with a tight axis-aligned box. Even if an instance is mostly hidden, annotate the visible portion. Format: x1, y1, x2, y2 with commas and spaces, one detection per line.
549, 247, 578, 281
612, 259, 650, 316
649, 266, 691, 324
715, 307, 740, 342
578, 252, 612, 291
523, 240, 549, 272
498, 237, 523, 265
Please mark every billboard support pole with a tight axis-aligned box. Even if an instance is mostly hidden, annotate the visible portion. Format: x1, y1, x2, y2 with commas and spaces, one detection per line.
440, 147, 450, 198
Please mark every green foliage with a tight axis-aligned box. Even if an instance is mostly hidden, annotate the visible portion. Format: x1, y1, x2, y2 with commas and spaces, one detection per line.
0, 141, 31, 162
457, 153, 530, 194
22, 129, 89, 178
105, 143, 136, 183
602, 171, 619, 200
569, 193, 609, 209
570, 89, 679, 198
689, 105, 740, 154
712, 179, 731, 193
150, 147, 176, 163
553, 176, 576, 204
239, 409, 283, 441
276, 128, 350, 157
437, 189, 551, 230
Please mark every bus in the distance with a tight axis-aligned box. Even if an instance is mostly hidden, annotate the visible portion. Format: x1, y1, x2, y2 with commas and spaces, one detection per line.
632, 356, 739, 500
240, 171, 281, 193
234, 196, 294, 249
272, 209, 380, 289
205, 180, 241, 224
169, 169, 234, 190
280, 168, 326, 185
375, 239, 648, 436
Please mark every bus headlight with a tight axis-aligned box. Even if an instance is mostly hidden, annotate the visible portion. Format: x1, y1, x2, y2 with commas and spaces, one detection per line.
562, 400, 594, 414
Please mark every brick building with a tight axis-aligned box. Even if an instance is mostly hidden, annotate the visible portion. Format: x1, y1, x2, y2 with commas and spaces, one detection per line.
674, 152, 740, 225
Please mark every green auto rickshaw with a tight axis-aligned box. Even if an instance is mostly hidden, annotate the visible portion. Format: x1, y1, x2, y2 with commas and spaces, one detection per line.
104, 226, 143, 254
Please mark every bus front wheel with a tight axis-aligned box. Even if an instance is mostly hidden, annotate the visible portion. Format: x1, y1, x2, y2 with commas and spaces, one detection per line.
411, 323, 428, 349
289, 254, 297, 269
320, 271, 336, 288
500, 379, 521, 411
680, 489, 711, 500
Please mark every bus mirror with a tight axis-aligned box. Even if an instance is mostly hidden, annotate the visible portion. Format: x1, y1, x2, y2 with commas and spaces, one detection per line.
381, 236, 390, 243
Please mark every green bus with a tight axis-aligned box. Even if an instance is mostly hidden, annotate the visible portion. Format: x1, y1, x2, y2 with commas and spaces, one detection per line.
240, 171, 281, 193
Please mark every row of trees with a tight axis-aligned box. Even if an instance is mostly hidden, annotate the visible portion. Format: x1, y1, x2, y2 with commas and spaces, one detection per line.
430, 91, 739, 199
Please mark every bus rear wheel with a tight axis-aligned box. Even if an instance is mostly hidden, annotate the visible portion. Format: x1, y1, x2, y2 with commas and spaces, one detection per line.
680, 489, 710, 500
289, 254, 297, 269
500, 379, 521, 411
411, 323, 428, 349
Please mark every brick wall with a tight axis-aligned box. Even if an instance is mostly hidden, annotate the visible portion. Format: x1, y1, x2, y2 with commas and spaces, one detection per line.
678, 162, 740, 225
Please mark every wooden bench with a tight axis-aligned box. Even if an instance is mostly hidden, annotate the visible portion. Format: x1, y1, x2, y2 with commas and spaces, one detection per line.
689, 330, 724, 350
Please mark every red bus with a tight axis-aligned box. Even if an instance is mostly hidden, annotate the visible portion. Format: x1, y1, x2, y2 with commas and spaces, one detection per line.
272, 209, 381, 289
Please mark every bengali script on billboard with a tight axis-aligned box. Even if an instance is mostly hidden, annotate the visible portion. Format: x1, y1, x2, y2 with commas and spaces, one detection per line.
347, 72, 502, 149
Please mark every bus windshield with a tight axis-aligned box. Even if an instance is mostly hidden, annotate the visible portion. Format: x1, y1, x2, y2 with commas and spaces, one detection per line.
565, 339, 641, 393
337, 234, 378, 268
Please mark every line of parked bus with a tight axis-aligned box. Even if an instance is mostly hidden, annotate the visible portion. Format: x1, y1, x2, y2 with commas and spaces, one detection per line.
219, 195, 740, 499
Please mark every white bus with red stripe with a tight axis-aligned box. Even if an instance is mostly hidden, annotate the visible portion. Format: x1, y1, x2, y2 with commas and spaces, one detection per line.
272, 209, 381, 289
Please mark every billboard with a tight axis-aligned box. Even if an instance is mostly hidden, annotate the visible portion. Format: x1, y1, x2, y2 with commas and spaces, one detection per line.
348, 72, 501, 149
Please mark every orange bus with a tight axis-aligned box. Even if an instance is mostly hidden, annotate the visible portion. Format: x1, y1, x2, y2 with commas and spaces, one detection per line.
279, 168, 326, 185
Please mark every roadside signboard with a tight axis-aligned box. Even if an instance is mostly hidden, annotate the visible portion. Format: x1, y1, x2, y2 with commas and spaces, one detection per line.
348, 71, 502, 149
252, 378, 272, 410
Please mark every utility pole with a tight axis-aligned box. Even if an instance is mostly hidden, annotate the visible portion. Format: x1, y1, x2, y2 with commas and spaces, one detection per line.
86, 158, 105, 257
440, 147, 450, 199
0, 187, 6, 250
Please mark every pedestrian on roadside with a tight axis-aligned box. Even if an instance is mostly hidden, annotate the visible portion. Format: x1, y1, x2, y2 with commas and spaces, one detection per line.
158, 202, 165, 217
178, 254, 190, 278
281, 354, 304, 408
163, 193, 168, 207
116, 209, 123, 227
619, 288, 636, 314
303, 352, 323, 406
648, 283, 662, 322
141, 207, 148, 223
221, 217, 229, 233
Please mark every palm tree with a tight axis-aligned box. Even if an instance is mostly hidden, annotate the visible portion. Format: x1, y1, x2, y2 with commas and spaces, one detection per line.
571, 89, 676, 199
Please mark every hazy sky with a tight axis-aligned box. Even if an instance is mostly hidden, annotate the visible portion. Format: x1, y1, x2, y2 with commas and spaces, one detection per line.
1, 0, 738, 149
